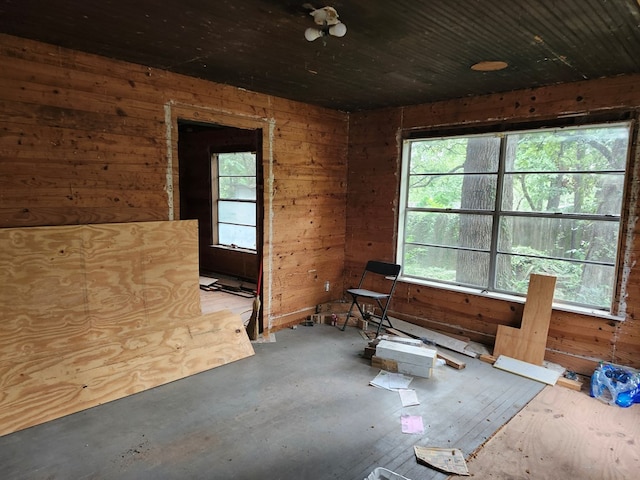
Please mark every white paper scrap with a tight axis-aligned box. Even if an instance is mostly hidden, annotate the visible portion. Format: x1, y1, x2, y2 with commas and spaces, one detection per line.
370, 370, 413, 391
399, 389, 420, 407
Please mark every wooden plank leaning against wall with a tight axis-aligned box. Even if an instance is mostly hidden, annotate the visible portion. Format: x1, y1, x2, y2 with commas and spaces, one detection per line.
0, 33, 349, 334
346, 75, 640, 376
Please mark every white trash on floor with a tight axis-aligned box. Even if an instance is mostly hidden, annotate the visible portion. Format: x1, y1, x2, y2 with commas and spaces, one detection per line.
365, 467, 412, 480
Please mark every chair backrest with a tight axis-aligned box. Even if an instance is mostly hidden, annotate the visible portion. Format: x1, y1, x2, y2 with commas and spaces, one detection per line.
358, 260, 402, 289
365, 260, 402, 277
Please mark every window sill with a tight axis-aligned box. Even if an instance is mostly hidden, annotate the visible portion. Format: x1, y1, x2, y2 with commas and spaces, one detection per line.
209, 244, 257, 254
398, 276, 625, 322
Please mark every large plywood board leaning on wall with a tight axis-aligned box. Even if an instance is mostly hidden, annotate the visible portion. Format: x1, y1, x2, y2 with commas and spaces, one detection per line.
0, 220, 255, 437
493, 273, 557, 365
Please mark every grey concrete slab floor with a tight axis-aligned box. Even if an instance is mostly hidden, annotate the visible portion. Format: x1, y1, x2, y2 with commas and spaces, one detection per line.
0, 324, 544, 480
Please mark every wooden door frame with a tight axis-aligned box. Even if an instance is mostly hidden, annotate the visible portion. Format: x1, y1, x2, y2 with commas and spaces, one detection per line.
164, 101, 275, 333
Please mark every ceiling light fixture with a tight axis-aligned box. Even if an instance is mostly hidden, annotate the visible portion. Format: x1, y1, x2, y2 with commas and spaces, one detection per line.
471, 61, 509, 72
304, 5, 347, 42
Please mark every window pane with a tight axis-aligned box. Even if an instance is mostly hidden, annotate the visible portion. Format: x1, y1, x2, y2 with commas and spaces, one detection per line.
403, 244, 490, 288
403, 245, 457, 282
218, 200, 256, 226
409, 136, 500, 174
406, 212, 492, 250
408, 174, 497, 209
503, 173, 624, 215
498, 216, 619, 264
218, 152, 256, 176
508, 125, 630, 172
400, 122, 630, 311
219, 224, 256, 250
495, 253, 614, 309
219, 177, 256, 200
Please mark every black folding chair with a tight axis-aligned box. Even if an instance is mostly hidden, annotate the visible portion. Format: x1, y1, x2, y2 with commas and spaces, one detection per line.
340, 260, 402, 336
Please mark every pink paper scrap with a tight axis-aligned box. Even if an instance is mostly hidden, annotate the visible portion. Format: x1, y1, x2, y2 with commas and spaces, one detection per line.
401, 414, 425, 434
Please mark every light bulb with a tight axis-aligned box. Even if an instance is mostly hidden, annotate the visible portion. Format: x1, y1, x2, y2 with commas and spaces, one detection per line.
305, 27, 323, 41
329, 22, 347, 38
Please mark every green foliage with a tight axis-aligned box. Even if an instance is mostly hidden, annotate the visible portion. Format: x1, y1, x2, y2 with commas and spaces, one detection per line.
402, 123, 630, 309
218, 152, 257, 199
218, 152, 256, 176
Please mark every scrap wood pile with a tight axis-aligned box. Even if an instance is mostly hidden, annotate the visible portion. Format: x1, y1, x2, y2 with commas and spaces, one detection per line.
314, 300, 475, 373
366, 333, 467, 375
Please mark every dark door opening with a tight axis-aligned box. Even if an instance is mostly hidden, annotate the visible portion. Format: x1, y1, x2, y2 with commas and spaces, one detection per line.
177, 121, 263, 287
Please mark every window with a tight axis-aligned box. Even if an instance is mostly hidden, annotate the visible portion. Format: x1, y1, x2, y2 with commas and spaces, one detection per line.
212, 151, 257, 250
398, 122, 632, 311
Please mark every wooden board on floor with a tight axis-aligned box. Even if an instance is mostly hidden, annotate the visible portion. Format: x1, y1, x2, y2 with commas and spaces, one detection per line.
493, 355, 561, 385
200, 288, 255, 323
0, 220, 255, 437
459, 386, 640, 480
493, 274, 556, 365
388, 317, 478, 358
437, 350, 466, 370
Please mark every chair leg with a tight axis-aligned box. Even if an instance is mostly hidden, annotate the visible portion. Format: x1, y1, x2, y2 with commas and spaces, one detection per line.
374, 299, 393, 337
340, 298, 358, 331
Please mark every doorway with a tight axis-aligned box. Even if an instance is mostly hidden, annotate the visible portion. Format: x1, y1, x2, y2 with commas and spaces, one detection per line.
177, 121, 264, 321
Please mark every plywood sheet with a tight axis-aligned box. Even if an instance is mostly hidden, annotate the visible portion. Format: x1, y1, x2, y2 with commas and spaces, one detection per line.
493, 274, 556, 365
462, 386, 640, 479
0, 220, 254, 437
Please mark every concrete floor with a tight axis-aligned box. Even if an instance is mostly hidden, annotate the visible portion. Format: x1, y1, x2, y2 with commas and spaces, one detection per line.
0, 324, 544, 480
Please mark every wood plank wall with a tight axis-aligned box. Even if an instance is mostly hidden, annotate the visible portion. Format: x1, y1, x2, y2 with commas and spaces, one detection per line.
0, 33, 348, 332
347, 75, 640, 376
4, 33, 638, 377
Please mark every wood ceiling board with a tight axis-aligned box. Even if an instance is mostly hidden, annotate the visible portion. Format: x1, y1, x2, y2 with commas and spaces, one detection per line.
1, 1, 639, 111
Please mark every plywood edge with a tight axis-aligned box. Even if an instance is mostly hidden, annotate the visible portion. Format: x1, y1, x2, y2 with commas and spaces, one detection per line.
0, 310, 254, 437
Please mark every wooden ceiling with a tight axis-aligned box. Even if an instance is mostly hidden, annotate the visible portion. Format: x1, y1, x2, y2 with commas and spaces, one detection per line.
1, 0, 639, 112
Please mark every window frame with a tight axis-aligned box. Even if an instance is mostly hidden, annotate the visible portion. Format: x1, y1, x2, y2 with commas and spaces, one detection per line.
211, 150, 258, 252
397, 118, 635, 316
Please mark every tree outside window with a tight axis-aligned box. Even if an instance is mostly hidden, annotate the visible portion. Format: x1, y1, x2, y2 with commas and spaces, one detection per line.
398, 122, 631, 311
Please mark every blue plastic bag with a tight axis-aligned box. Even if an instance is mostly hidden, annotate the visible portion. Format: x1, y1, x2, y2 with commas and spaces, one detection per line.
590, 362, 640, 408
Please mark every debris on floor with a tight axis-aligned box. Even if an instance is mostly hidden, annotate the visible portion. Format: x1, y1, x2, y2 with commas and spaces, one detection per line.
369, 370, 413, 391
400, 414, 424, 435
199, 275, 256, 298
493, 354, 562, 385
314, 300, 375, 329
480, 353, 584, 391
384, 316, 488, 358
367, 335, 439, 378
365, 334, 467, 371
414, 446, 470, 476
366, 466, 412, 480
398, 389, 419, 407
591, 361, 640, 407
